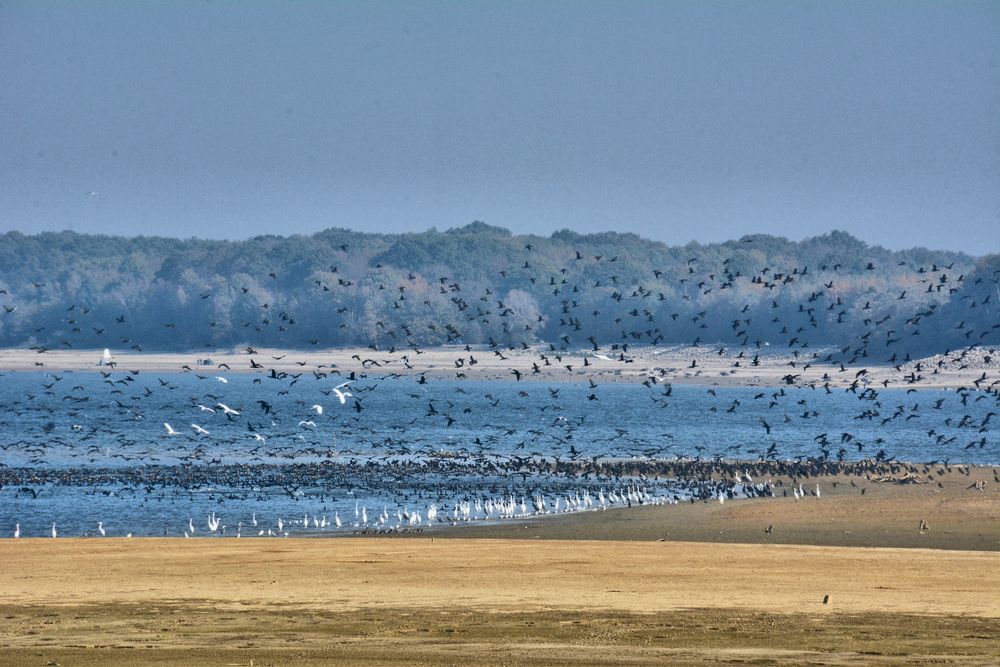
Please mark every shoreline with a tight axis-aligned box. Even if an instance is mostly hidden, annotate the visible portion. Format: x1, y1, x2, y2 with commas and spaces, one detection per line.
5, 461, 998, 551
1, 343, 997, 389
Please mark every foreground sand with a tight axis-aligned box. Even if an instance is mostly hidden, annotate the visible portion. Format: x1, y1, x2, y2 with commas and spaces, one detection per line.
1, 538, 998, 666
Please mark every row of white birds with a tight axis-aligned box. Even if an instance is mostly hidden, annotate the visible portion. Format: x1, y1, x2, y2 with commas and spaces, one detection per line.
12, 478, 820, 538
10, 484, 737, 538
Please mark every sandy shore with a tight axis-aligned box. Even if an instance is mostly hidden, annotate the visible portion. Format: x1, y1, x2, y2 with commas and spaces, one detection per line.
439, 464, 1000, 551
1, 343, 996, 388
1, 538, 997, 666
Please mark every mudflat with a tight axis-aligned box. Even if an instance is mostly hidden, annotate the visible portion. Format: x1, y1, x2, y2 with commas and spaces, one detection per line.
442, 464, 1000, 551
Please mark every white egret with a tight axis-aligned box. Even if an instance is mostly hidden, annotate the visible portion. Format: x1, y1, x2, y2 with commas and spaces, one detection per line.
191, 424, 210, 435
216, 403, 240, 416
332, 381, 352, 405
163, 422, 179, 436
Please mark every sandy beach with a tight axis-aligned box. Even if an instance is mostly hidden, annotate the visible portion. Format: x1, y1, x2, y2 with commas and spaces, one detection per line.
1, 343, 997, 389
1, 537, 997, 666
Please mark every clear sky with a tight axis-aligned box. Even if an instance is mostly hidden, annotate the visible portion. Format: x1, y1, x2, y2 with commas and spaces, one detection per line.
1, 1, 997, 254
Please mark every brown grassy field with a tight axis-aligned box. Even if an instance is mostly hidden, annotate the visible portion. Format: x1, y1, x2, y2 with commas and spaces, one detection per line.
1, 537, 997, 666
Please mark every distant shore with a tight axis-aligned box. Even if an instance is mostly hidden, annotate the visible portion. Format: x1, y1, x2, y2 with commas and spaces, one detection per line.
1, 343, 996, 389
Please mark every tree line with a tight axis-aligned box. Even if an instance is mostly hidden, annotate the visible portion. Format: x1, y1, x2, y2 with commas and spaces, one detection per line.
0, 223, 996, 357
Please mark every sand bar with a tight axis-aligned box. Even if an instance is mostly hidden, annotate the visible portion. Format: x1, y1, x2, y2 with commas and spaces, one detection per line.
1, 344, 996, 388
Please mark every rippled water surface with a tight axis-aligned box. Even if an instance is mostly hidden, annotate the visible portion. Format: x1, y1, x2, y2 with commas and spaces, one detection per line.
1, 370, 996, 537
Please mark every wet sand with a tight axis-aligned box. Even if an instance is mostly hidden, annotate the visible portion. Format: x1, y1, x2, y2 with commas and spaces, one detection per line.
1, 343, 996, 388
440, 464, 1000, 551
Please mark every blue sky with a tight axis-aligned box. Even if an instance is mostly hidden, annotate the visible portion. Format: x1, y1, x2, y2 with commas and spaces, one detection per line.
1, 1, 997, 253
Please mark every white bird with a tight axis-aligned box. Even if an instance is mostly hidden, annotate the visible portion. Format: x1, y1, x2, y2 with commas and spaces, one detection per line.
97, 521, 105, 537
217, 403, 240, 416
334, 512, 342, 528
196, 404, 216, 413
311, 404, 323, 415
51, 523, 57, 539
14, 524, 20, 538
252, 433, 266, 442
163, 422, 179, 436
332, 381, 353, 405
191, 424, 210, 435
298, 420, 316, 428
188, 518, 195, 534
251, 512, 258, 527
207, 512, 221, 532
215, 376, 229, 383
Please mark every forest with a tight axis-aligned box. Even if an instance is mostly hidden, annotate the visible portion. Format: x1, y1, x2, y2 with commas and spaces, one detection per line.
0, 223, 996, 358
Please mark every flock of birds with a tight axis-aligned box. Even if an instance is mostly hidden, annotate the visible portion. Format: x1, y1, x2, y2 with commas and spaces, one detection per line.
1, 241, 998, 537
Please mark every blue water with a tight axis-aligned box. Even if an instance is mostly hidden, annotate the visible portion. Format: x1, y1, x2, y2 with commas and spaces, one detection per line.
0, 370, 996, 537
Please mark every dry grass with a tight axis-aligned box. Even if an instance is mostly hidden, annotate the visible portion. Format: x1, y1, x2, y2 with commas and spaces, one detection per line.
1, 538, 997, 665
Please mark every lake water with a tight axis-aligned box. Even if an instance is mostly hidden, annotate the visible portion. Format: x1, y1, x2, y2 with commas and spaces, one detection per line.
1, 370, 996, 537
